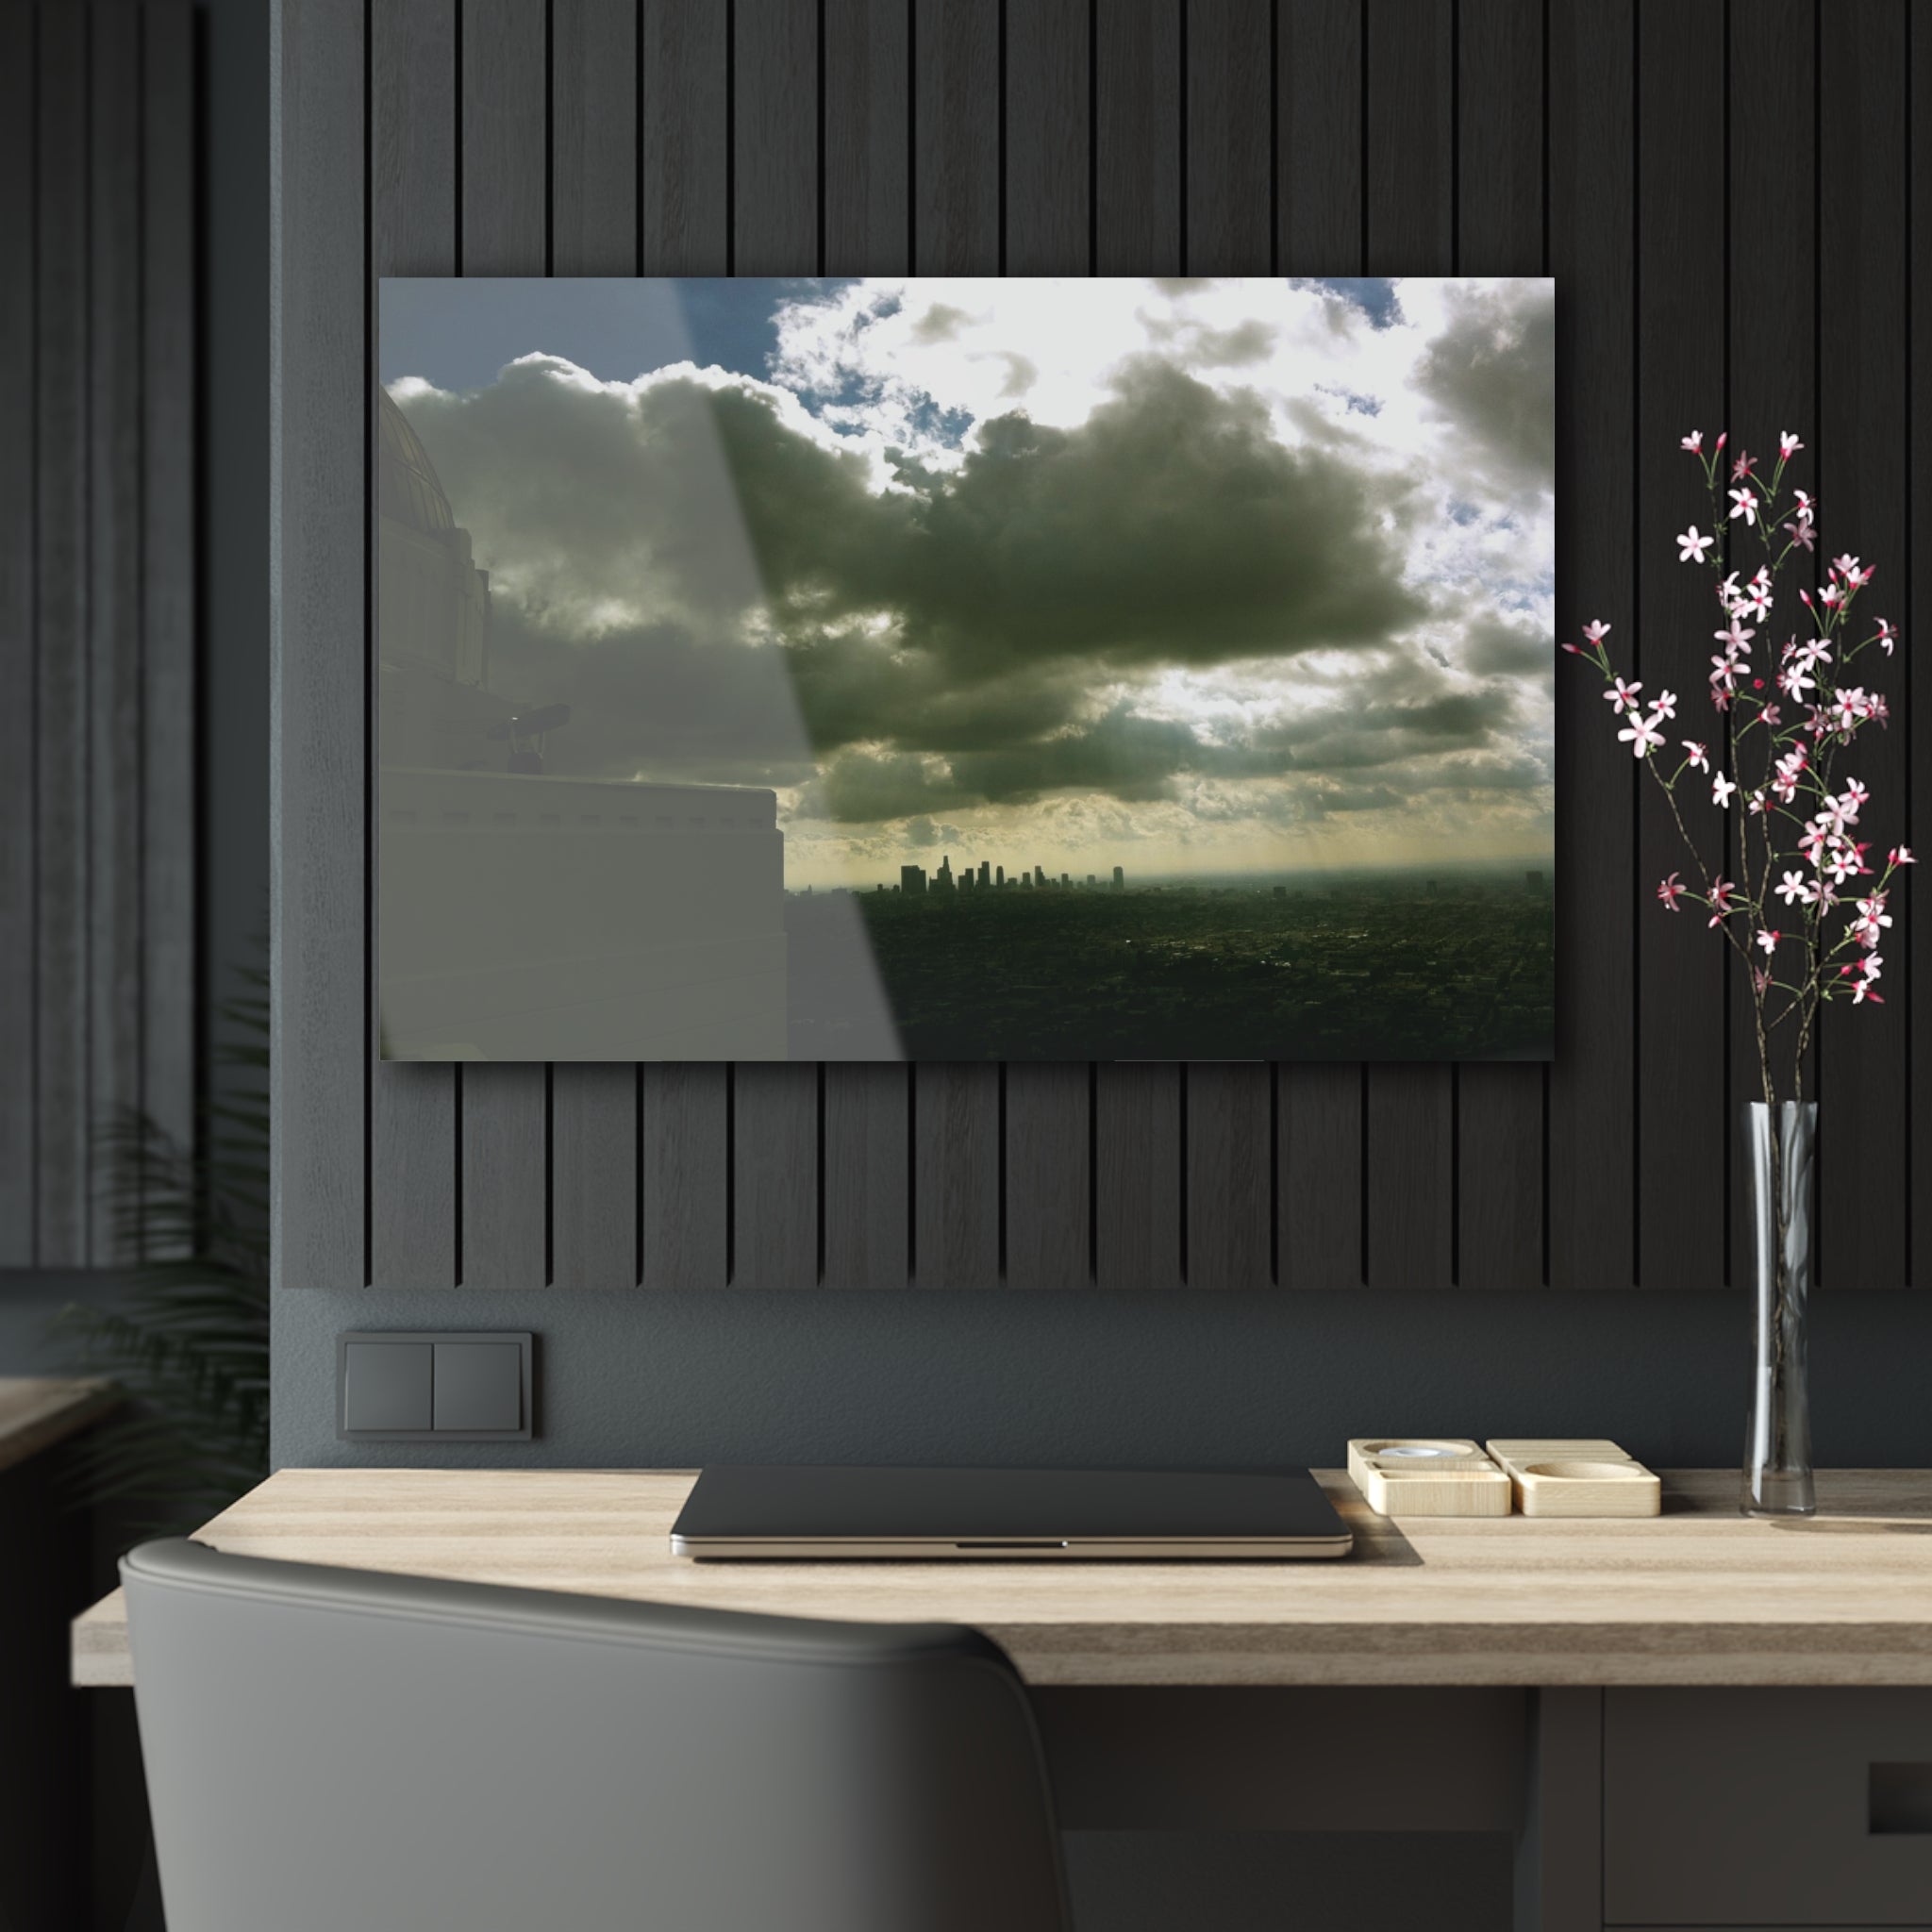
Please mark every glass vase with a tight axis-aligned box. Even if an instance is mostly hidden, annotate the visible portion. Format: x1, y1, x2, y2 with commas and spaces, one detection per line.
1741, 1100, 1816, 1517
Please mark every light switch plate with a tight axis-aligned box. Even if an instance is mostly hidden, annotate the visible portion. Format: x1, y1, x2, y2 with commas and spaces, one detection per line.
337, 1332, 535, 1441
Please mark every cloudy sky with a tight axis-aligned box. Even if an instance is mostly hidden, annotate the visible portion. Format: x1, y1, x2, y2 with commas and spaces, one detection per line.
382, 275, 1555, 888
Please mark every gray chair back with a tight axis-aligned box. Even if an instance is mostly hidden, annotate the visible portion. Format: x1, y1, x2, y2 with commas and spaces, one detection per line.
123, 1538, 1070, 1932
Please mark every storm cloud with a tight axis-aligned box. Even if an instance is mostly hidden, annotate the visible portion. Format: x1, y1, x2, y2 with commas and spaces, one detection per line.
388, 275, 1555, 882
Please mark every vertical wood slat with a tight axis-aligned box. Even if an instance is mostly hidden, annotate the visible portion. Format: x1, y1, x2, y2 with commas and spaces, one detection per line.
824, 0, 910, 272
1454, 0, 1545, 1290
276, 0, 371, 1290
550, 0, 637, 276
1634, 0, 1725, 1291
1275, 0, 1364, 1290
548, 0, 641, 1289
1181, 0, 1274, 1289
1546, 0, 1634, 1291
908, 0, 1002, 1287
819, 0, 911, 1278
639, 0, 730, 1286
913, 0, 998, 274
1092, 0, 1183, 1287
1095, 1063, 1182, 1290
642, 1063, 728, 1287
1095, 0, 1179, 275
735, 0, 818, 275
369, 0, 458, 1288
141, 4, 200, 1184
0, 4, 37, 1265
462, 0, 547, 274
1001, 5, 1094, 1287
35, 6, 91, 1266
1362, 0, 1453, 1290
732, 1064, 817, 1288
643, 0, 728, 276
89, 13, 142, 1268
1819, 3, 1909, 1290
1185, 0, 1270, 275
1912, 0, 1932, 1297
823, 1065, 909, 1288
728, 0, 821, 1290
913, 1063, 1000, 1288
457, 0, 550, 1288
1278, 0, 1359, 270
1005, 1065, 1090, 1289
1726, 0, 1815, 1284
1006, 0, 1088, 275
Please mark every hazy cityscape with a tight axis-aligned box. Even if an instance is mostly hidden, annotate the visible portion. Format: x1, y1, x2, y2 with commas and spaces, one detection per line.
785, 860, 1554, 1061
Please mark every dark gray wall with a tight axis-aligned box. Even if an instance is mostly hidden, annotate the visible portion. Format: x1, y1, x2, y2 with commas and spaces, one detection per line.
274, 0, 1932, 1473
1, 0, 198, 1274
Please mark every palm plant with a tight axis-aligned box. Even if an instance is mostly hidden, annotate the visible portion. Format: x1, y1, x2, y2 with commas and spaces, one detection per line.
54, 961, 271, 1531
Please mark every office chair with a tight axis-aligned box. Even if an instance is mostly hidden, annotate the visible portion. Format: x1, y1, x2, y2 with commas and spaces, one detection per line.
122, 1538, 1071, 1932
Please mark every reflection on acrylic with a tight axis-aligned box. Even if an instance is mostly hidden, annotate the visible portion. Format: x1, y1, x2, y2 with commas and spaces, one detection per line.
375, 276, 1556, 1062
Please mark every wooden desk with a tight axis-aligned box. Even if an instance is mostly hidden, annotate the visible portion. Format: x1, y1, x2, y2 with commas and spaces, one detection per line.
71, 1465, 1932, 1690
0, 1376, 116, 1475
74, 1466, 1932, 1931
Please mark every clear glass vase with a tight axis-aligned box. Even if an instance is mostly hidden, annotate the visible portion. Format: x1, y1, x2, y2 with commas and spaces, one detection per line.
1741, 1100, 1816, 1517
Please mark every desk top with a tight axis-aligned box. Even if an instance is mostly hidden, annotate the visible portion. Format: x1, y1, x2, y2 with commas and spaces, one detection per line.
73, 1466, 1932, 1690
0, 1376, 116, 1476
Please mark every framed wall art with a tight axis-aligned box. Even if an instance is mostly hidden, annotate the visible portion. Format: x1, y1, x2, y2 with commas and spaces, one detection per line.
376, 275, 1554, 1063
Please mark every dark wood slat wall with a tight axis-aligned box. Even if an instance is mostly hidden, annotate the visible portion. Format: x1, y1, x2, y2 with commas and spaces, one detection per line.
0, 3, 197, 1273
271, 0, 1931, 1297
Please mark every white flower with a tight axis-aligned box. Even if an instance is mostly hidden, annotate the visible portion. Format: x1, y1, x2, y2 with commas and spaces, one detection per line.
1682, 740, 1709, 772
1711, 772, 1738, 808
1728, 487, 1760, 525
1676, 525, 1715, 562
1774, 871, 1816, 907
1619, 711, 1665, 758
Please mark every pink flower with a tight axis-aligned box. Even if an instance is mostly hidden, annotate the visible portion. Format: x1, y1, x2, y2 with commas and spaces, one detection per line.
1716, 431, 1728, 453
1774, 871, 1815, 907
1853, 955, 1885, 1005
1756, 928, 1781, 956
1731, 451, 1756, 482
1676, 525, 1715, 562
1832, 553, 1860, 578
1791, 489, 1815, 522
1620, 711, 1666, 758
1727, 487, 1759, 525
1707, 878, 1739, 927
1681, 430, 1704, 453
1714, 618, 1756, 653
1875, 618, 1898, 655
1890, 845, 1917, 866
1651, 688, 1679, 721
1682, 740, 1709, 772
1711, 772, 1738, 808
1657, 873, 1687, 912
1582, 620, 1611, 645
1785, 519, 1816, 552
1605, 676, 1643, 714
1779, 431, 1803, 459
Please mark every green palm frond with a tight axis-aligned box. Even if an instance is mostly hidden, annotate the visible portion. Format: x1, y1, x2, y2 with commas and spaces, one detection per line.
54, 956, 273, 1534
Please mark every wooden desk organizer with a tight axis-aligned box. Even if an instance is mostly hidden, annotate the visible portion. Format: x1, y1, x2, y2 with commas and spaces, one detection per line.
1346, 1440, 1514, 1518
1486, 1439, 1661, 1518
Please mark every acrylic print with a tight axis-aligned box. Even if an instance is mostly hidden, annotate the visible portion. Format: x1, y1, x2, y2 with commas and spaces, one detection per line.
376, 276, 1555, 1062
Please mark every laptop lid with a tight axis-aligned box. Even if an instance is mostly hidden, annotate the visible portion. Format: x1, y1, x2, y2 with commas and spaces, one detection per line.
670, 1465, 1352, 1559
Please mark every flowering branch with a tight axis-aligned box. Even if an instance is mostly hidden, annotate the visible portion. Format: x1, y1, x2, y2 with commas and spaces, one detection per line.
1562, 428, 1912, 1109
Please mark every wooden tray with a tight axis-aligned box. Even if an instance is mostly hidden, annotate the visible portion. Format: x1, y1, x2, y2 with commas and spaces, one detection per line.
1346, 1439, 1513, 1518
1486, 1438, 1661, 1518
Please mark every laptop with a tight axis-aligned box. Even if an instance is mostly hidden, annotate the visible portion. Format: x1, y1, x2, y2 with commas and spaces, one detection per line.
669, 1464, 1353, 1560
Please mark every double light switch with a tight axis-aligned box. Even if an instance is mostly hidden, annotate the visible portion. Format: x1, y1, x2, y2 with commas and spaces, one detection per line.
338, 1331, 533, 1440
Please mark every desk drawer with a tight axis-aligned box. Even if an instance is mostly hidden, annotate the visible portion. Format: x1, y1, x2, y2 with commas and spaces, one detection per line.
1606, 1690, 1932, 1924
